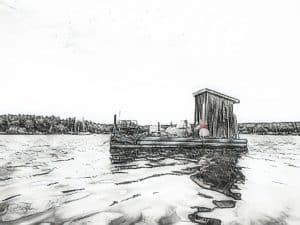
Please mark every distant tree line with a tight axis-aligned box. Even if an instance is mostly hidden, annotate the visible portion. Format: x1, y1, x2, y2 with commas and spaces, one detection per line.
238, 122, 300, 135
0, 114, 113, 134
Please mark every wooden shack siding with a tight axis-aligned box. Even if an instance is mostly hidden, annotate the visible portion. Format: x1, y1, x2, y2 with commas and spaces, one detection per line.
194, 93, 238, 138
195, 93, 202, 122
207, 94, 231, 138
194, 97, 199, 124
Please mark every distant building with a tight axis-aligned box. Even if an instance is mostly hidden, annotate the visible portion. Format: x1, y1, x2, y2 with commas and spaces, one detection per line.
193, 88, 240, 138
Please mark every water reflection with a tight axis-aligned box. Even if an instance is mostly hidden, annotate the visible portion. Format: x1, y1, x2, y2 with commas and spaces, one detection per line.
110, 147, 246, 224
1, 135, 299, 224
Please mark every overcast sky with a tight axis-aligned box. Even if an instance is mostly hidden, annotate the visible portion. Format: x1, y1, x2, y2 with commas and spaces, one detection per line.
1, 0, 300, 124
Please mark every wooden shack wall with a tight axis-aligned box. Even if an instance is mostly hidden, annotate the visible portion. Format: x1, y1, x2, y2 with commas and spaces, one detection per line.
194, 93, 238, 138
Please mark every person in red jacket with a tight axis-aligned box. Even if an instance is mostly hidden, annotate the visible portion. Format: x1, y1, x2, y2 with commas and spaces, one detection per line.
195, 120, 209, 138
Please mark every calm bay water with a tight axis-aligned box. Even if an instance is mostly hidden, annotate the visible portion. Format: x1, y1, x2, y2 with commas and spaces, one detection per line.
0, 134, 299, 225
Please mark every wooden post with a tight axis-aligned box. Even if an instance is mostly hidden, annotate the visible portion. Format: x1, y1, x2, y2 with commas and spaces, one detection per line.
226, 110, 230, 138
113, 114, 117, 135
194, 97, 197, 125
202, 102, 205, 122
158, 122, 160, 135
205, 92, 208, 122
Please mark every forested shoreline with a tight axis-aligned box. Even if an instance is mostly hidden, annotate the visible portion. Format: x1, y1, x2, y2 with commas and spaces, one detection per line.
0, 114, 113, 134
1, 114, 300, 135
238, 122, 300, 135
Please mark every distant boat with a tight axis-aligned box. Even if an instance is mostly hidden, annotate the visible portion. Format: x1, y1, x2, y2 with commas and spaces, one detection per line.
68, 117, 91, 135
78, 132, 91, 135
68, 131, 91, 135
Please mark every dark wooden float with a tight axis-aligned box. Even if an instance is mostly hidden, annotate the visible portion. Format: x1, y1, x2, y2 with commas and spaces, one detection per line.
110, 135, 247, 150
110, 88, 248, 151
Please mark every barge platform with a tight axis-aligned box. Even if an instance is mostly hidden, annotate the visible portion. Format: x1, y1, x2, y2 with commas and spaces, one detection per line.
110, 136, 248, 150
110, 88, 248, 151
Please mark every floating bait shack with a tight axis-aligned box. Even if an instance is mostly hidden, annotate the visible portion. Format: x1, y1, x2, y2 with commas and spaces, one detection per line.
110, 88, 247, 150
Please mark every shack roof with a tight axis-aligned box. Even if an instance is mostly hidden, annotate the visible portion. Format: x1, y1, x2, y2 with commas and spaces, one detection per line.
193, 88, 240, 103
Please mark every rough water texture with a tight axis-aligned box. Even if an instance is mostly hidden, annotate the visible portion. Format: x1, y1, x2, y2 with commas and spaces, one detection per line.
0, 135, 300, 224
